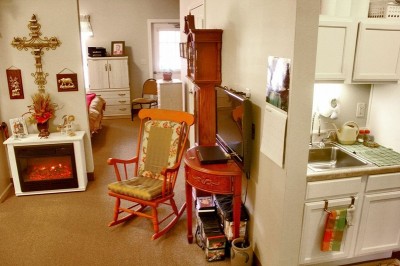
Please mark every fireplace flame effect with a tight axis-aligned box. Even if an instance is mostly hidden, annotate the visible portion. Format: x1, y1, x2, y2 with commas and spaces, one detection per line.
25, 160, 72, 181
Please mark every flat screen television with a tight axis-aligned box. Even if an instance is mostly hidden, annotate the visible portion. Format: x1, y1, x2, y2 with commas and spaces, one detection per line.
215, 86, 253, 175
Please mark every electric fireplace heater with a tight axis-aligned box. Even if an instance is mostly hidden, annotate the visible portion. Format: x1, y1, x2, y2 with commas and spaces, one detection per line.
14, 144, 78, 192
4, 131, 88, 196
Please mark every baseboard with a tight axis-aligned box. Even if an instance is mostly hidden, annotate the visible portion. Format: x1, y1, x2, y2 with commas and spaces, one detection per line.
0, 182, 13, 203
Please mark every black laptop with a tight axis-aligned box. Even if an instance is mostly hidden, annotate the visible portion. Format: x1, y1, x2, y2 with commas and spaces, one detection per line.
196, 146, 229, 165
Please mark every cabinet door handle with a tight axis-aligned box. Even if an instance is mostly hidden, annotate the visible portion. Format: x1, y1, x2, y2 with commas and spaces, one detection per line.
104, 64, 108, 71
109, 64, 112, 71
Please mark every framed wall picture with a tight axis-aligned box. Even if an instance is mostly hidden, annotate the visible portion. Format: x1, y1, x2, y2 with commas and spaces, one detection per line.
6, 68, 24, 99
111, 41, 125, 56
10, 117, 28, 138
56, 73, 78, 92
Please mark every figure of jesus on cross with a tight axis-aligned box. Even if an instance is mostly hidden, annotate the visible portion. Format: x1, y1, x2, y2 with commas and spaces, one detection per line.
11, 14, 61, 92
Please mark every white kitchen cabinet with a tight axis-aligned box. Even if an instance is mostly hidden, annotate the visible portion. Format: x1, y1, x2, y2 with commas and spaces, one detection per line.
87, 56, 130, 117
353, 20, 400, 82
315, 17, 357, 82
355, 173, 400, 256
157, 79, 183, 111
315, 17, 400, 83
299, 177, 362, 265
300, 197, 360, 265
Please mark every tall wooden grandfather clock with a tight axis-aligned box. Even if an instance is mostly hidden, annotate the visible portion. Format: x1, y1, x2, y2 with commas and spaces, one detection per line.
185, 13, 223, 146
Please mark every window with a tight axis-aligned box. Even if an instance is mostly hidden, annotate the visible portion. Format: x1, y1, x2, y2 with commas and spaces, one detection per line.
153, 24, 180, 73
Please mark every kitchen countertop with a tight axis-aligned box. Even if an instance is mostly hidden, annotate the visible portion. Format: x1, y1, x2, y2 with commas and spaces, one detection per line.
307, 142, 400, 182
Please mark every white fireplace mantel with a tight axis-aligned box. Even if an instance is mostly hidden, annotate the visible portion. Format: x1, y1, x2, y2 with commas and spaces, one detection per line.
3, 131, 87, 196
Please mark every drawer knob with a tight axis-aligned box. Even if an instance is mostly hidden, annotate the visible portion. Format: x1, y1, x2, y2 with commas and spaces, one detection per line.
118, 100, 127, 103
118, 93, 126, 96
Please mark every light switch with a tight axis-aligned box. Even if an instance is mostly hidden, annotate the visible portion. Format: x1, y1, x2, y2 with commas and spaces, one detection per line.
356, 103, 366, 118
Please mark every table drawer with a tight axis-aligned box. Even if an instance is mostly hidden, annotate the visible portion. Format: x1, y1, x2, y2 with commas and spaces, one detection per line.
95, 90, 130, 99
104, 98, 129, 105
186, 168, 233, 194
306, 176, 362, 200
104, 104, 130, 116
366, 173, 400, 192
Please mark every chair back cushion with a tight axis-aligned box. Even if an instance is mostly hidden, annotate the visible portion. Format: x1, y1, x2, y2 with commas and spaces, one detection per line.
138, 120, 182, 179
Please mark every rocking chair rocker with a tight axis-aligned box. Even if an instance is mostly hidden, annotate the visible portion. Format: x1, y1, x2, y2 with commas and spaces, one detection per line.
107, 108, 194, 240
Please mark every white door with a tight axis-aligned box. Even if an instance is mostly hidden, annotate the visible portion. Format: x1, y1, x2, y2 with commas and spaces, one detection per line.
353, 20, 400, 81
355, 190, 400, 256
299, 197, 359, 265
88, 59, 110, 90
315, 18, 356, 81
148, 20, 180, 80
107, 58, 129, 89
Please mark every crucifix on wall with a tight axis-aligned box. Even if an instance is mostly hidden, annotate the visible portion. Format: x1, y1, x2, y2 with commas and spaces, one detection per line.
11, 14, 61, 92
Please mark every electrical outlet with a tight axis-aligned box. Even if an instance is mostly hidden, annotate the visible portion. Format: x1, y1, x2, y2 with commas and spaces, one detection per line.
356, 103, 366, 118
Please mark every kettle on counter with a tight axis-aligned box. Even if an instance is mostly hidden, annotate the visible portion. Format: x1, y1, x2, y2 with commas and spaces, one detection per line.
332, 121, 359, 145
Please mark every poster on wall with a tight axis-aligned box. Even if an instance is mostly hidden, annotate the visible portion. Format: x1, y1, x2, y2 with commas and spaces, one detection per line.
266, 56, 291, 112
6, 68, 24, 99
56, 72, 78, 92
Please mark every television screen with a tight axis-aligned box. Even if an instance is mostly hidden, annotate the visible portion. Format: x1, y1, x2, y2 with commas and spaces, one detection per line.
215, 86, 252, 174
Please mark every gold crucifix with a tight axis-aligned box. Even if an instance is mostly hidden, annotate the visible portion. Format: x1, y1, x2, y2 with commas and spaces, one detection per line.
11, 14, 61, 92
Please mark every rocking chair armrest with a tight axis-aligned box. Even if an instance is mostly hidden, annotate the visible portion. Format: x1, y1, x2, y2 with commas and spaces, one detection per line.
160, 162, 180, 176
160, 162, 182, 196
107, 157, 139, 182
107, 157, 138, 165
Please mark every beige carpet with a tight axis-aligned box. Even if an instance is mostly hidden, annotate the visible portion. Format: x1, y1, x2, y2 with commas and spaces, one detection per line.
0, 118, 230, 266
350, 259, 400, 266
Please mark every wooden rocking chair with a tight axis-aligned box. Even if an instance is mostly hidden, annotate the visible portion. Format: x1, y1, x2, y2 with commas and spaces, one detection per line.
107, 108, 194, 240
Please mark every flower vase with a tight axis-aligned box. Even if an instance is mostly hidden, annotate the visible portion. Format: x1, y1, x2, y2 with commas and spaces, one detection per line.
37, 121, 50, 137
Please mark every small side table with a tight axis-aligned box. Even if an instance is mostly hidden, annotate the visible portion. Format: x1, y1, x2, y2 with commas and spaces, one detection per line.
184, 146, 242, 243
157, 79, 183, 111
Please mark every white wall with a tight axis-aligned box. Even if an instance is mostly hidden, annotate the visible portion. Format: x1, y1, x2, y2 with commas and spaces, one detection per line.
180, 1, 320, 265
368, 83, 400, 152
0, 0, 94, 182
312, 83, 371, 136
78, 0, 179, 99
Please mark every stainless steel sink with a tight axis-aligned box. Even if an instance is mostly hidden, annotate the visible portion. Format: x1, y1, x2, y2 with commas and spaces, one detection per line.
308, 145, 369, 171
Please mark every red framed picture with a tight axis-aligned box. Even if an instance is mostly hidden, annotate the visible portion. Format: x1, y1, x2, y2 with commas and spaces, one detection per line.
56, 73, 78, 92
6, 69, 24, 99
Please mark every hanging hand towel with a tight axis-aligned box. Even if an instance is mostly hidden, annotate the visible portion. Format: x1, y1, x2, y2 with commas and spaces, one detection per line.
321, 208, 347, 252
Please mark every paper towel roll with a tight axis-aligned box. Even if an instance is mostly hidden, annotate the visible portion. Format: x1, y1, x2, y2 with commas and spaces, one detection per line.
318, 98, 340, 119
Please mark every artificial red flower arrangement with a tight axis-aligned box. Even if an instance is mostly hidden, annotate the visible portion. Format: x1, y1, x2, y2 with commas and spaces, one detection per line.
23, 92, 59, 124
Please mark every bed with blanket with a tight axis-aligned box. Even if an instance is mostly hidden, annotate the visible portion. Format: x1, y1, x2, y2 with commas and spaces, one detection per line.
86, 93, 106, 135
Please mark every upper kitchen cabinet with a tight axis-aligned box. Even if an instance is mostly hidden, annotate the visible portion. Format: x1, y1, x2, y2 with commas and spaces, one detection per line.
315, 17, 357, 82
315, 17, 400, 84
352, 19, 400, 82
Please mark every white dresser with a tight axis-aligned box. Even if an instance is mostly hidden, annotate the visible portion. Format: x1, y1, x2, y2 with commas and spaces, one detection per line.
157, 79, 183, 111
87, 56, 130, 118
